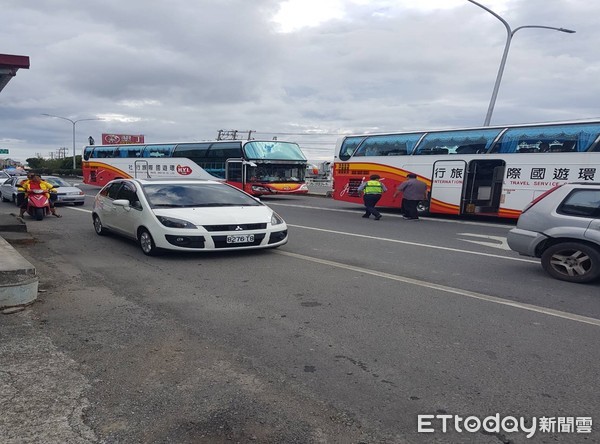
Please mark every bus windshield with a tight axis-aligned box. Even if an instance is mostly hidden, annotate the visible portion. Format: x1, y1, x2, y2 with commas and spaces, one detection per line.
243, 141, 307, 161
247, 163, 305, 183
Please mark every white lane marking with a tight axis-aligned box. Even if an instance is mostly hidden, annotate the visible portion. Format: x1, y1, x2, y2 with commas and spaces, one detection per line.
287, 224, 537, 263
69, 207, 92, 213
268, 202, 515, 228
457, 233, 511, 251
275, 250, 600, 327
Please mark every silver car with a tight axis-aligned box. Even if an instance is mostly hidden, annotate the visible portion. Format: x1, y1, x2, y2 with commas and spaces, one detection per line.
507, 182, 600, 283
42, 176, 85, 206
0, 170, 11, 184
0, 175, 27, 204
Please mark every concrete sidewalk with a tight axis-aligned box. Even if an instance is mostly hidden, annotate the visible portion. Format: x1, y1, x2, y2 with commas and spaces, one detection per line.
0, 213, 38, 310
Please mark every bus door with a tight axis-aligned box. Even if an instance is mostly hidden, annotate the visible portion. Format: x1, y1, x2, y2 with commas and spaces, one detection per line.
463, 159, 505, 215
429, 160, 467, 215
134, 160, 151, 179
225, 159, 244, 191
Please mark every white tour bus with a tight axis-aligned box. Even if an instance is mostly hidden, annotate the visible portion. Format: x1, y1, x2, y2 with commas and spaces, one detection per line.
333, 120, 600, 218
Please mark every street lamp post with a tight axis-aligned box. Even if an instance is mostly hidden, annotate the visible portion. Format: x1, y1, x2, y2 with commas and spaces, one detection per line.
42, 114, 103, 170
467, 0, 575, 126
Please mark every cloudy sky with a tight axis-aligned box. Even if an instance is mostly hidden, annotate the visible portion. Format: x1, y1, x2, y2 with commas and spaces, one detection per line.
1, 0, 598, 163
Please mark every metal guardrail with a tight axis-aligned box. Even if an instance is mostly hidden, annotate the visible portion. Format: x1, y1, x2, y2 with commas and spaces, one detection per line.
305, 178, 332, 187
306, 178, 333, 196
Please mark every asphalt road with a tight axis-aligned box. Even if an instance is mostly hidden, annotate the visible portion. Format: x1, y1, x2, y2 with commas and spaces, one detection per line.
1, 188, 598, 443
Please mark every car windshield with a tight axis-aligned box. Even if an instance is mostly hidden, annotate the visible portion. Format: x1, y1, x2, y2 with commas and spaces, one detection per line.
143, 183, 262, 208
44, 177, 70, 187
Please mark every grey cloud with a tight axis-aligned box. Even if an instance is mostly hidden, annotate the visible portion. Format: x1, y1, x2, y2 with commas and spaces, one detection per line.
1, 0, 598, 162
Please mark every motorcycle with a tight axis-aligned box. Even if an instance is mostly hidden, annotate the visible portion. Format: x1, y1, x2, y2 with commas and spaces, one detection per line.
24, 189, 52, 221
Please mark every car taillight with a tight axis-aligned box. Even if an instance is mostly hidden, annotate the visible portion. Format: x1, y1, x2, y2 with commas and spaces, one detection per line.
522, 184, 563, 213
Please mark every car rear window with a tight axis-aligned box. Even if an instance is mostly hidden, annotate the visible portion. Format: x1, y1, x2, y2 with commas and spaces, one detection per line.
558, 189, 600, 218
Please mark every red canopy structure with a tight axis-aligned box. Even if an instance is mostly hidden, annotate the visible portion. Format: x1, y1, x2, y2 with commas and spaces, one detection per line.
0, 53, 30, 93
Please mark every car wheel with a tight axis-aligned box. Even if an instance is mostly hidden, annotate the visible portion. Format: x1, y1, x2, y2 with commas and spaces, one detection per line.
138, 228, 160, 256
541, 242, 600, 283
93, 214, 107, 236
12, 194, 18, 205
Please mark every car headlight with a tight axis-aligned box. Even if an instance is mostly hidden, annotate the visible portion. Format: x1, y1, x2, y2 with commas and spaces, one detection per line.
271, 212, 284, 225
156, 215, 197, 229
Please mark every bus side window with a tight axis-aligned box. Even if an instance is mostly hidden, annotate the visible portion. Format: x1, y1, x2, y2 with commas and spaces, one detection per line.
550, 141, 575, 152
517, 147, 539, 153
456, 144, 486, 154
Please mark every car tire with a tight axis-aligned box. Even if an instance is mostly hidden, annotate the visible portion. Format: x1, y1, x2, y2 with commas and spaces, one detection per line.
138, 228, 160, 256
541, 242, 600, 283
93, 214, 107, 236
12, 194, 18, 205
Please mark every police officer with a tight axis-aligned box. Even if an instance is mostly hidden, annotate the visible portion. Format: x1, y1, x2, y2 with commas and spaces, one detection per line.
357, 174, 387, 220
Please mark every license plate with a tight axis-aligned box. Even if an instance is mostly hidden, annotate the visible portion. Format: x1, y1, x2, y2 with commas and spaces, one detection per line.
227, 234, 254, 244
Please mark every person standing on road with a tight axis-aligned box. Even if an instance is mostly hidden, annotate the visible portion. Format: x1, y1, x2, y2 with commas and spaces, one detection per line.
393, 173, 427, 220
357, 174, 387, 220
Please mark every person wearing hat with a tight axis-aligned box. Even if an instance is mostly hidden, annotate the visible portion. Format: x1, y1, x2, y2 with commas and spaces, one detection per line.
393, 173, 427, 220
357, 174, 387, 220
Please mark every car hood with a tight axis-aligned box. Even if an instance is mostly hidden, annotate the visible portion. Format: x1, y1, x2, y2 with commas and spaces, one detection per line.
152, 206, 275, 225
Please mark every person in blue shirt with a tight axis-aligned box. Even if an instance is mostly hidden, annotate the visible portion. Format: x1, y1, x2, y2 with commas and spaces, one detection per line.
357, 174, 387, 220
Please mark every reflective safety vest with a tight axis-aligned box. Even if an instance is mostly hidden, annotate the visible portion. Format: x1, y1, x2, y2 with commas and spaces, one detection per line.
363, 180, 383, 194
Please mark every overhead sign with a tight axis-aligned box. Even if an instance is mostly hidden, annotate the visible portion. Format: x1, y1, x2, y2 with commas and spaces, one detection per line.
101, 133, 145, 145
0, 149, 9, 154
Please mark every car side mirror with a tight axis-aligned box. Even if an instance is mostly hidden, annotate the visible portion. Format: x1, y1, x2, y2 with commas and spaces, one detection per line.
113, 199, 130, 208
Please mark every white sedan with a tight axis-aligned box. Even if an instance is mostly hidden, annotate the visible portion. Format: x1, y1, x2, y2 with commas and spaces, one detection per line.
92, 178, 288, 255
43, 176, 86, 206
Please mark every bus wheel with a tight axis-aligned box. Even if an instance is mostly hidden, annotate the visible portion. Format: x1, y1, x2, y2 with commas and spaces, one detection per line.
139, 228, 160, 256
417, 199, 430, 216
